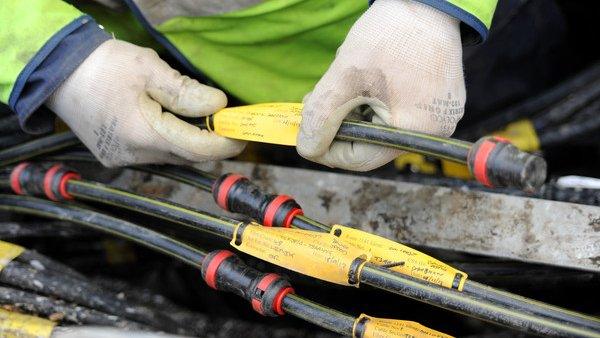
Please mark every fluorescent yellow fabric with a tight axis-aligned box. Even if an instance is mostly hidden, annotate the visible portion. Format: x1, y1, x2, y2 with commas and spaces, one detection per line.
156, 0, 366, 102
0, 0, 83, 104
448, 0, 497, 28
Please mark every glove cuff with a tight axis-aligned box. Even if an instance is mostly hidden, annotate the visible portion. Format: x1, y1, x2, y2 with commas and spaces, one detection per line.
11, 16, 109, 134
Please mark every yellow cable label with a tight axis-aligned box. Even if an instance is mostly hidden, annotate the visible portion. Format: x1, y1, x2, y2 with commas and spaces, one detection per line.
394, 153, 439, 175
331, 225, 467, 291
0, 309, 56, 338
231, 223, 370, 286
492, 119, 540, 152
441, 160, 472, 180
212, 103, 302, 146
0, 241, 24, 272
353, 314, 453, 338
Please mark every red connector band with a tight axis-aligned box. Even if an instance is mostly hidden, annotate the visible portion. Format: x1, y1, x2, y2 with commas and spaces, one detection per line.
251, 273, 280, 314
473, 140, 496, 188
58, 172, 80, 200
215, 174, 244, 210
273, 286, 294, 315
282, 208, 303, 228
204, 250, 234, 290
263, 195, 293, 227
43, 164, 63, 201
9, 162, 30, 195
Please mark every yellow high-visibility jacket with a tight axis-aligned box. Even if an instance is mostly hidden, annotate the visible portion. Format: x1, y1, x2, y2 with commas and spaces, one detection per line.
1, 0, 497, 134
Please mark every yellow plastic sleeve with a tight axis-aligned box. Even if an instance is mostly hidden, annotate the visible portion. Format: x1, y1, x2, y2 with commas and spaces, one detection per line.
0, 309, 55, 338
331, 225, 467, 291
212, 103, 302, 146
231, 223, 370, 286
0, 241, 24, 272
353, 314, 453, 338
492, 119, 540, 152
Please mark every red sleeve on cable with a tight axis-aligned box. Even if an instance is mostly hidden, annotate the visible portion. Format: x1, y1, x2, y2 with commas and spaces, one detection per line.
473, 140, 495, 187
251, 273, 280, 314
58, 172, 80, 200
10, 162, 30, 195
204, 250, 234, 290
263, 195, 293, 227
43, 164, 63, 201
283, 208, 303, 228
215, 174, 244, 210
273, 286, 294, 315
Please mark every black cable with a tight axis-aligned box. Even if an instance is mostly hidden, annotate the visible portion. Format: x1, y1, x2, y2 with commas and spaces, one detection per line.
202, 115, 546, 190
0, 114, 20, 133
6, 159, 592, 334
0, 133, 36, 148
0, 285, 150, 330
137, 164, 216, 191
66, 179, 237, 240
90, 276, 336, 338
394, 173, 600, 207
12, 247, 307, 337
456, 62, 600, 140
533, 79, 600, 132
538, 98, 600, 147
9, 122, 545, 190
15, 247, 87, 281
126, 166, 600, 330
0, 148, 592, 332
281, 294, 355, 335
0, 260, 183, 333
0, 221, 86, 239
291, 215, 331, 232
198, 115, 466, 164
358, 264, 598, 337
9, 158, 597, 333
288, 218, 600, 333
285, 197, 600, 332
0, 194, 375, 337
0, 194, 206, 267
43, 150, 97, 164
0, 132, 78, 167
337, 120, 471, 163
50, 180, 600, 336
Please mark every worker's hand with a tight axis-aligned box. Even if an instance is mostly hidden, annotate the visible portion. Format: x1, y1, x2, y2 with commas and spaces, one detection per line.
46, 39, 245, 167
297, 0, 465, 171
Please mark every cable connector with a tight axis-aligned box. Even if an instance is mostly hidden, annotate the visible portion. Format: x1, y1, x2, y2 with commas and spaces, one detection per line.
212, 173, 303, 227
468, 137, 546, 191
9, 163, 80, 201
201, 250, 294, 316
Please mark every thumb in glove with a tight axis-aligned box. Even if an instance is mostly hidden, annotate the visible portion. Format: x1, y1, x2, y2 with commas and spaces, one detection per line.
46, 39, 245, 167
297, 0, 465, 171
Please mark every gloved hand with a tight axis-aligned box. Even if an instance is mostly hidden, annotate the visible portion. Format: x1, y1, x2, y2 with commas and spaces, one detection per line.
297, 0, 465, 171
46, 39, 245, 167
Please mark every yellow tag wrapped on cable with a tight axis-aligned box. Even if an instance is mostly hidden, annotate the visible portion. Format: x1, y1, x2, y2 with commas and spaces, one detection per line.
231, 223, 370, 286
492, 119, 540, 152
0, 309, 56, 338
331, 225, 467, 291
353, 314, 453, 338
394, 153, 438, 175
0, 241, 24, 272
211, 103, 303, 146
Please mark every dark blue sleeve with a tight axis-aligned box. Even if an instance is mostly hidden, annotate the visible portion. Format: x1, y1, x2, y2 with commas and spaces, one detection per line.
10, 16, 110, 134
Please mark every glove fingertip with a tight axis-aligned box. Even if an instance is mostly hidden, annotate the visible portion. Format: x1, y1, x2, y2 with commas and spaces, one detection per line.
198, 86, 228, 114
296, 127, 326, 159
177, 81, 228, 117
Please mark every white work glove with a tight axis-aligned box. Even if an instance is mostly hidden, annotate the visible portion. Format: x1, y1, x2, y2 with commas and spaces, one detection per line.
297, 0, 465, 171
46, 39, 245, 167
